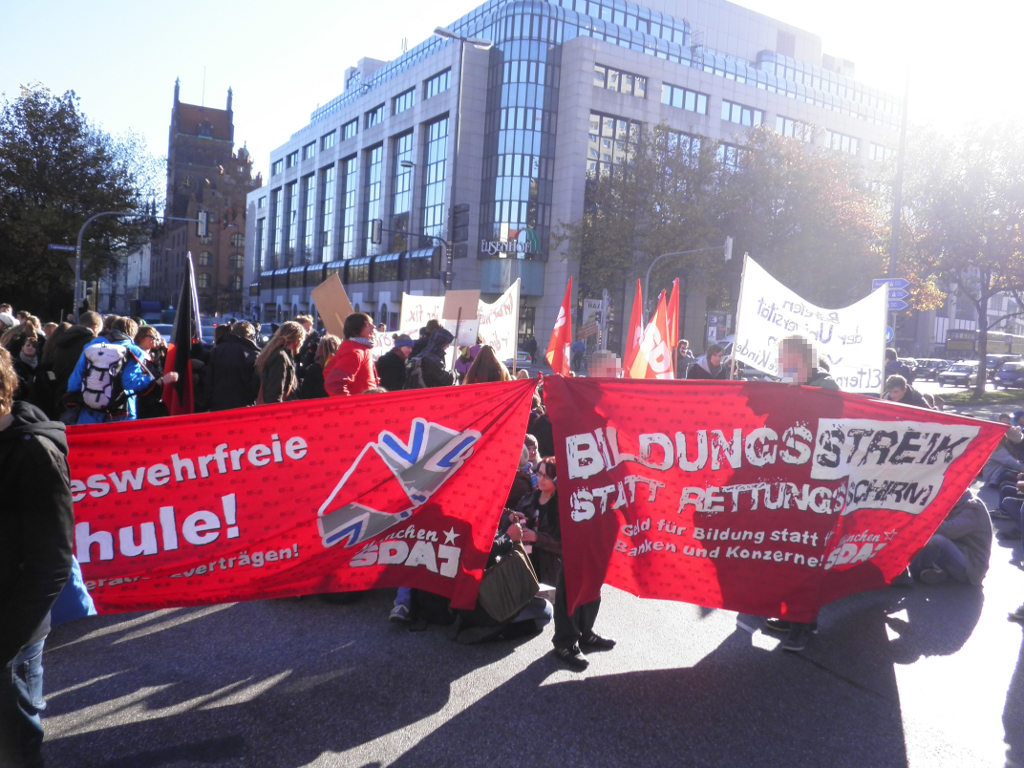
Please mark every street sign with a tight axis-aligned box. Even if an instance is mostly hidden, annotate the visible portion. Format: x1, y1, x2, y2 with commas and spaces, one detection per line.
579, 321, 599, 339
873, 277, 910, 291
888, 300, 908, 311
65, 258, 92, 273
887, 288, 910, 300
48, 244, 77, 252
885, 326, 894, 343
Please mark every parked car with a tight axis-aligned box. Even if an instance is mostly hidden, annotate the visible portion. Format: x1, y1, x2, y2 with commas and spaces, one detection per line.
937, 361, 980, 388
916, 358, 951, 380
993, 362, 1024, 389
986, 354, 1020, 379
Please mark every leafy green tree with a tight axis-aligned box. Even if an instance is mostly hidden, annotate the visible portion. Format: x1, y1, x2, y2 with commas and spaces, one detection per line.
900, 122, 1024, 397
0, 84, 158, 318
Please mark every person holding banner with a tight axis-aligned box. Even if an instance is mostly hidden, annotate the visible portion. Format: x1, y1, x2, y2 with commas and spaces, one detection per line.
686, 344, 728, 381
324, 313, 379, 397
375, 335, 413, 392
255, 321, 306, 404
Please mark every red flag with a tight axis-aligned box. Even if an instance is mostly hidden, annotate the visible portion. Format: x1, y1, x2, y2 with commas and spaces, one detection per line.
667, 278, 680, 352
628, 290, 673, 379
545, 278, 573, 376
622, 279, 644, 377
163, 252, 203, 415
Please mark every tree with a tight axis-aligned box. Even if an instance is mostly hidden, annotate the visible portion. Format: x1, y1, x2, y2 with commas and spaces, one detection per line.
900, 122, 1024, 397
718, 126, 885, 308
0, 84, 159, 319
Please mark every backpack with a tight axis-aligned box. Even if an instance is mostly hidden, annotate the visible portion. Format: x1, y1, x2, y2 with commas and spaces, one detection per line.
404, 356, 428, 390
81, 342, 131, 413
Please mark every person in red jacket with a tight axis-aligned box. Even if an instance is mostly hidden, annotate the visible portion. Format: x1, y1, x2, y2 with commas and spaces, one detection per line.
324, 313, 379, 396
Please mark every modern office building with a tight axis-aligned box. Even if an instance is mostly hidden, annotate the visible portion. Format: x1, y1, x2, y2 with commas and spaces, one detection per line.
244, 0, 898, 349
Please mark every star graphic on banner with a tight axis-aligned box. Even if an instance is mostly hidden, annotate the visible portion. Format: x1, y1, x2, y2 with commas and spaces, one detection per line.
443, 528, 460, 545
883, 529, 899, 541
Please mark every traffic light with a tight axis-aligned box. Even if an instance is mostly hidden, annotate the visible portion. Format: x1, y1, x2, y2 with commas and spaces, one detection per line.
450, 204, 470, 259
197, 210, 209, 238
370, 219, 383, 245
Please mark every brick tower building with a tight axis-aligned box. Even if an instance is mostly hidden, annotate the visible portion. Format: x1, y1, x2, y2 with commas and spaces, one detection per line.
149, 80, 262, 315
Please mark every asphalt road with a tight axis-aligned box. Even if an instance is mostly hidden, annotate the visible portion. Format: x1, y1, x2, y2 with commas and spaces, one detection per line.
37, 477, 1024, 768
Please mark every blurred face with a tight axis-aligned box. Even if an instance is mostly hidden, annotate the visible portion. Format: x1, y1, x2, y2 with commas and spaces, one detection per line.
590, 353, 622, 378
537, 462, 555, 493
779, 349, 810, 384
709, 351, 723, 368
299, 320, 313, 333
888, 386, 907, 402
396, 345, 412, 359
22, 340, 37, 357
526, 442, 539, 463
360, 319, 375, 339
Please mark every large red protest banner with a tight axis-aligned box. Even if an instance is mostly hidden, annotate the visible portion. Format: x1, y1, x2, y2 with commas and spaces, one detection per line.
67, 380, 537, 613
543, 377, 1005, 621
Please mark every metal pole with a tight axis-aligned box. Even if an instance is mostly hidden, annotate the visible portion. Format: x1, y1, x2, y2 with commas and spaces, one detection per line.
644, 245, 727, 311
887, 73, 910, 342
447, 39, 466, 286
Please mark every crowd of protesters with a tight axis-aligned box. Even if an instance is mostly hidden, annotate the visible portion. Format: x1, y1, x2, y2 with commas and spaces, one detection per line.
3, 299, 1023, 763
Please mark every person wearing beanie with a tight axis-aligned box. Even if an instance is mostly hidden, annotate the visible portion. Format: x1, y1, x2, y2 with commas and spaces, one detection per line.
376, 334, 414, 392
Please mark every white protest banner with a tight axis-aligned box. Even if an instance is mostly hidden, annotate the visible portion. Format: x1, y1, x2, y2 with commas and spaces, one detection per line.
400, 294, 444, 329
732, 256, 887, 392
477, 280, 520, 361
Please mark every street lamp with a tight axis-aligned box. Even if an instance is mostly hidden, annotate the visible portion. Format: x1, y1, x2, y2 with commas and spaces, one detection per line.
643, 237, 733, 308
433, 26, 493, 287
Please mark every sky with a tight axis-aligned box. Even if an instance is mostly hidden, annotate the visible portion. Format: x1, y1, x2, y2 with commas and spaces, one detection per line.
2, 0, 1021, 186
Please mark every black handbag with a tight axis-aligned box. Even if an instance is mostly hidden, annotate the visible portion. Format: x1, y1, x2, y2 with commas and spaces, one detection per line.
477, 541, 540, 623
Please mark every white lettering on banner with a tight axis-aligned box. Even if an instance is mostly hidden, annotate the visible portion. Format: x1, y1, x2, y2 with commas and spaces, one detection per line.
811, 418, 979, 515
69, 436, 308, 500
733, 257, 887, 391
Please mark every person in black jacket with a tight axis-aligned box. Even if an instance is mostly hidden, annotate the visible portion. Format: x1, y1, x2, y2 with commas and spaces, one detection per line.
298, 334, 340, 400
206, 321, 261, 411
49, 311, 102, 413
375, 335, 413, 392
0, 347, 74, 766
687, 344, 728, 380
883, 375, 929, 408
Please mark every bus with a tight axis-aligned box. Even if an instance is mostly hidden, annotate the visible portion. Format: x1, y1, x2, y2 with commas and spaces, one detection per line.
945, 329, 1024, 356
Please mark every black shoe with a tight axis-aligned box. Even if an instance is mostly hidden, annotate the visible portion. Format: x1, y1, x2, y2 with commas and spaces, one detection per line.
1009, 605, 1024, 624
580, 632, 616, 650
765, 618, 818, 635
553, 645, 589, 670
890, 568, 915, 587
996, 527, 1022, 541
782, 626, 812, 652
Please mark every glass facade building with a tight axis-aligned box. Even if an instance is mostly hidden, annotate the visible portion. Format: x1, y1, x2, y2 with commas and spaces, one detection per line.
247, 0, 899, 342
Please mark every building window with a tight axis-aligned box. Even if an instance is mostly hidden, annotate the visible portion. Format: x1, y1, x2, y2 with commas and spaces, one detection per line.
666, 129, 701, 159
425, 69, 451, 99
587, 112, 641, 174
870, 142, 893, 161
422, 117, 448, 239
389, 132, 413, 251
254, 217, 265, 273
198, 233, 212, 245
257, 196, 267, 209
593, 64, 647, 98
661, 84, 708, 115
271, 160, 283, 176
320, 165, 335, 262
365, 104, 385, 128
321, 130, 336, 150
341, 155, 358, 258
302, 174, 316, 261
721, 100, 764, 127
303, 142, 315, 160
364, 145, 383, 256
272, 188, 283, 266
828, 130, 860, 155
286, 151, 299, 168
230, 233, 244, 247
285, 181, 298, 265
231, 274, 243, 291
196, 251, 212, 267
717, 142, 749, 170
229, 253, 244, 269
196, 273, 211, 289
775, 116, 814, 143
343, 119, 358, 140
393, 88, 415, 115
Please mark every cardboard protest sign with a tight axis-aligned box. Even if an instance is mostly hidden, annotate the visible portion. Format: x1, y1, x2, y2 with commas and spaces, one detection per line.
544, 376, 1004, 621
310, 273, 354, 339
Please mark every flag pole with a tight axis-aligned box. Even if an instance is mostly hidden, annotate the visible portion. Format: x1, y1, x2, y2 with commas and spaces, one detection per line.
729, 253, 749, 381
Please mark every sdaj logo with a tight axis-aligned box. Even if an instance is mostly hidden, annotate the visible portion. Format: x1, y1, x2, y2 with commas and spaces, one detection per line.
316, 418, 480, 548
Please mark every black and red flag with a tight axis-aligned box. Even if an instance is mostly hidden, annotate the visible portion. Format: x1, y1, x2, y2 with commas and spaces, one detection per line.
162, 252, 203, 415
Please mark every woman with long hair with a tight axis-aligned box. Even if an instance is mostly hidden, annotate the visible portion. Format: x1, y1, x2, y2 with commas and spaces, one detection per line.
255, 321, 306, 403
462, 344, 511, 385
324, 313, 379, 396
298, 334, 341, 399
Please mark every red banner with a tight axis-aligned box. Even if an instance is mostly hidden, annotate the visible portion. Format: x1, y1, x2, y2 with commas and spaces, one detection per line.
544, 377, 1004, 621
67, 380, 537, 613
